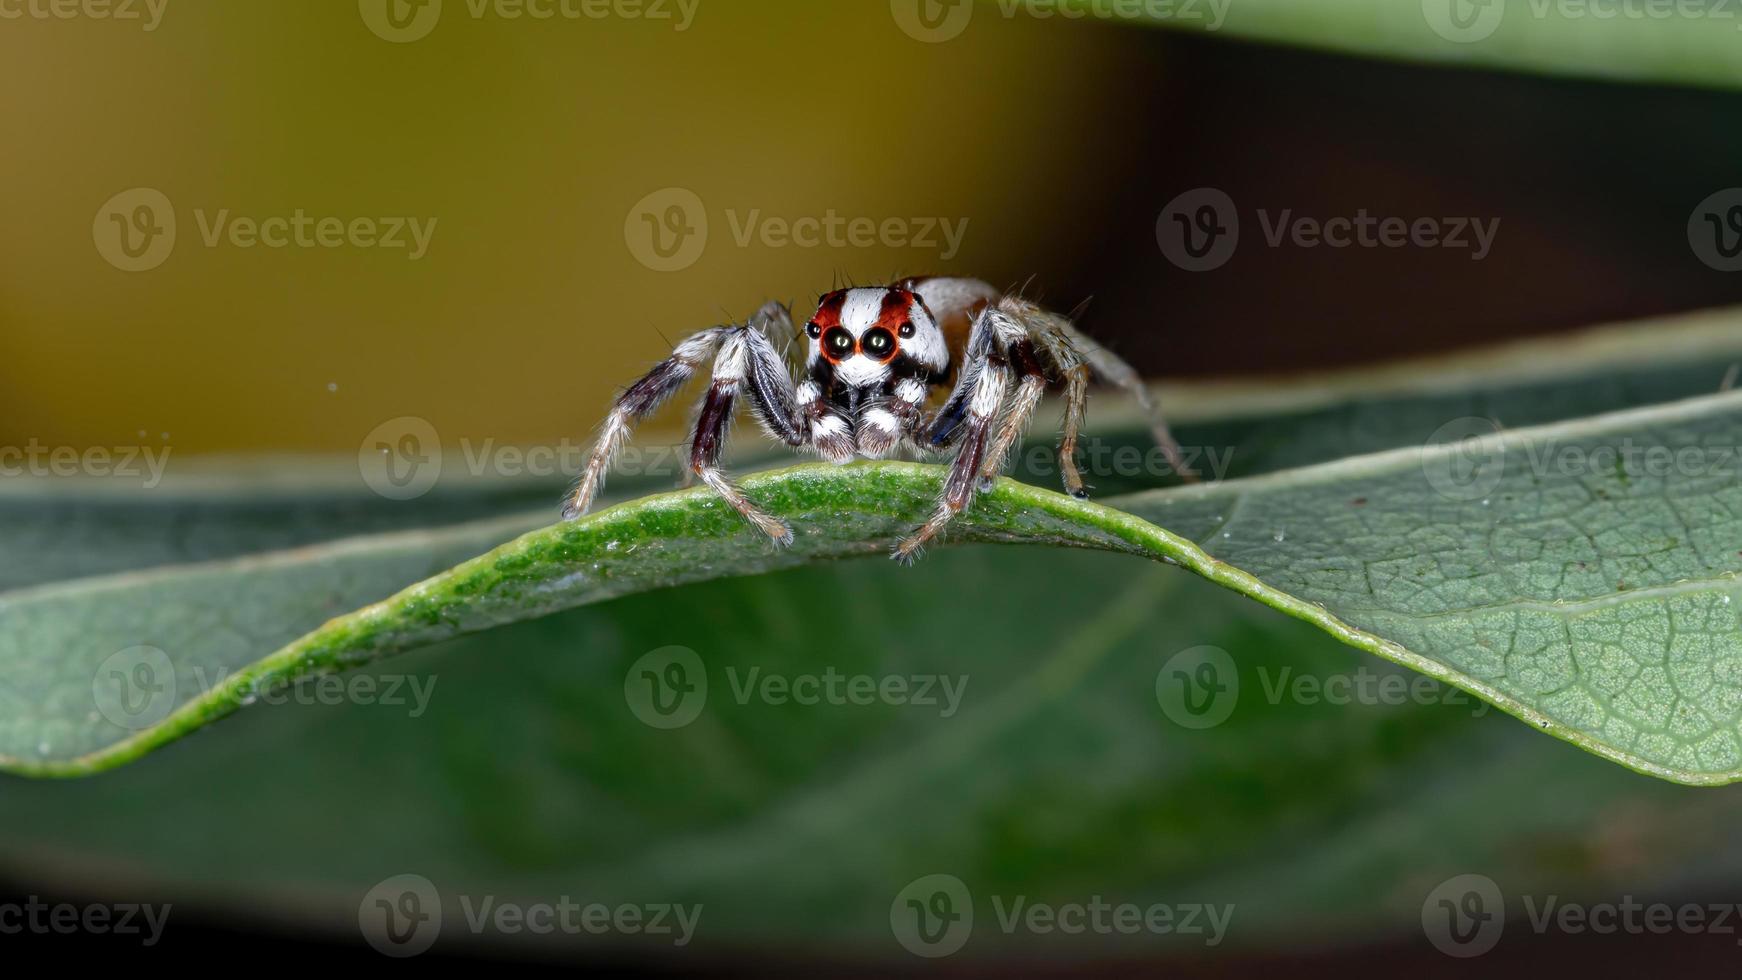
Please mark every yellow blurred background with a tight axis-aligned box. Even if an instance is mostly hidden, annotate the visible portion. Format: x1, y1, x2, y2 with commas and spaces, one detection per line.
0, 0, 1153, 455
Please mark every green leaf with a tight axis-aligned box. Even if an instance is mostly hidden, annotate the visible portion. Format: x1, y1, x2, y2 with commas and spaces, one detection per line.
9, 312, 1742, 783
2, 548, 1733, 953
8, 312, 1742, 953
1038, 0, 1742, 91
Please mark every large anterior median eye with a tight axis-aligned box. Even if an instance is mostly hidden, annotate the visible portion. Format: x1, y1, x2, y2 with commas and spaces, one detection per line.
822, 326, 855, 359
861, 327, 896, 360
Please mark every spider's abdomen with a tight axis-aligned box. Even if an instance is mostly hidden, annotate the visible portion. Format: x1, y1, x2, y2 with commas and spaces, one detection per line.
897, 276, 1001, 360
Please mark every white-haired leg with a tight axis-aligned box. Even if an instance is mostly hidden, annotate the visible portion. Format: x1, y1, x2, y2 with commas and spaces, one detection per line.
689, 328, 794, 546
562, 326, 728, 520
894, 308, 1016, 563
1048, 314, 1196, 482
973, 299, 1054, 493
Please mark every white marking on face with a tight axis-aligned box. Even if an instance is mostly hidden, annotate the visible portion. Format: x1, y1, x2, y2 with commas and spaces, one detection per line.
902, 303, 948, 375
834, 355, 891, 388
839, 289, 885, 335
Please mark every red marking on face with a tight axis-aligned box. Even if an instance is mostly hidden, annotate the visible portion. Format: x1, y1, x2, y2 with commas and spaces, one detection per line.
876, 287, 913, 330
807, 290, 847, 341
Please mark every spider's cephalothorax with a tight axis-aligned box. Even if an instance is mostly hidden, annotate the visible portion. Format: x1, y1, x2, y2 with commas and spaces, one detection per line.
561, 277, 1192, 562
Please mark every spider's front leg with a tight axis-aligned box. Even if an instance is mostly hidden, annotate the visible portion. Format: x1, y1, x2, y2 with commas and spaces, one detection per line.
563, 302, 826, 549
688, 303, 830, 547
562, 325, 729, 520
891, 306, 1024, 563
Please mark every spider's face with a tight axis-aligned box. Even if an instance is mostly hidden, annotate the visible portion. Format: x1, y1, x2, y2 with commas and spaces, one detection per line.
804, 286, 947, 388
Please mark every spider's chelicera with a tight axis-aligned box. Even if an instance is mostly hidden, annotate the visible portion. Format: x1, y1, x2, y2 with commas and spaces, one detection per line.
561, 277, 1192, 562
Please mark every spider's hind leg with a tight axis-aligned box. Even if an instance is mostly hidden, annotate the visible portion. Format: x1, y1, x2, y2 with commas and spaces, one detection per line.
1010, 306, 1095, 498
1054, 316, 1198, 483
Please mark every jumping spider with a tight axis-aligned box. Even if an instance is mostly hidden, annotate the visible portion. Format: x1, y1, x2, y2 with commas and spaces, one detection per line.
561, 277, 1193, 562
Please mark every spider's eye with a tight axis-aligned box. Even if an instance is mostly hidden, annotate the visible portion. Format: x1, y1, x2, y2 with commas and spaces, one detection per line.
862, 327, 896, 359
822, 327, 855, 358
898, 321, 916, 339
805, 322, 822, 339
